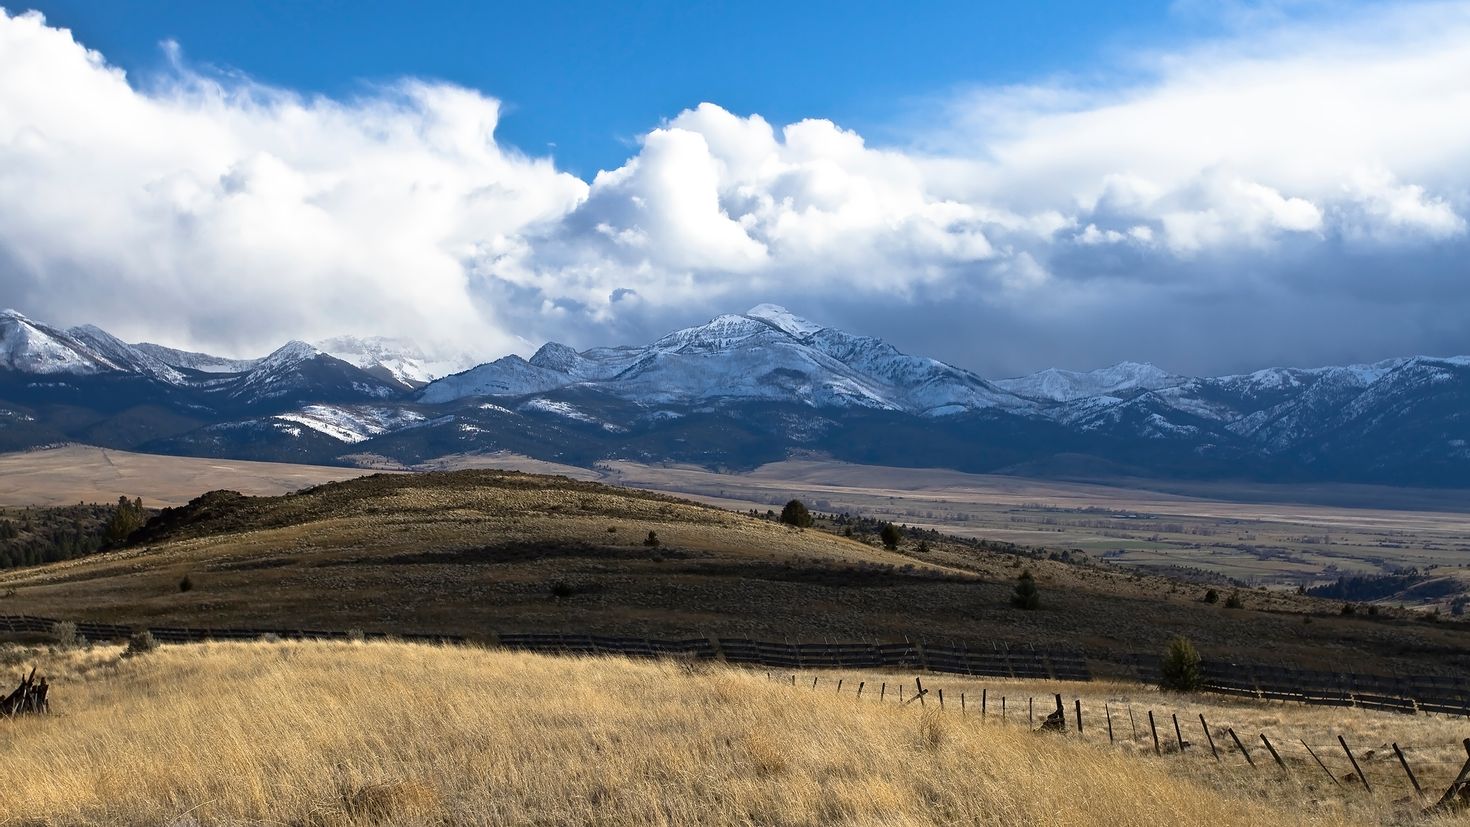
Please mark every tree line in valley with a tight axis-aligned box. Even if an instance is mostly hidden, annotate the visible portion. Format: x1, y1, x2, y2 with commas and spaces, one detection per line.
0, 497, 151, 570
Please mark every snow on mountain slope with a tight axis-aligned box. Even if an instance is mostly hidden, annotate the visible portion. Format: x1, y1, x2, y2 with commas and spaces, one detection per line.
315, 335, 473, 387
65, 325, 187, 385
995, 362, 1182, 402
0, 309, 119, 375
745, 303, 825, 338
224, 341, 399, 404
272, 404, 426, 443
418, 305, 1030, 415
418, 355, 575, 403
132, 342, 261, 374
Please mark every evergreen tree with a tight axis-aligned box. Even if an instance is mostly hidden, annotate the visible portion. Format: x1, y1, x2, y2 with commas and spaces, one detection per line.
1011, 569, 1041, 610
879, 523, 902, 550
1159, 636, 1203, 692
778, 499, 813, 528
104, 496, 147, 545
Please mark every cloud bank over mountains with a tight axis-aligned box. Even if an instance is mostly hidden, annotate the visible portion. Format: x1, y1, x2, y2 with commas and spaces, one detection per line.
0, 4, 1467, 374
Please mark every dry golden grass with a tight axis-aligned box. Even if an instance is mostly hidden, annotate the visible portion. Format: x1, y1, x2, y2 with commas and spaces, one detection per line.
5, 640, 1461, 826
0, 469, 1464, 677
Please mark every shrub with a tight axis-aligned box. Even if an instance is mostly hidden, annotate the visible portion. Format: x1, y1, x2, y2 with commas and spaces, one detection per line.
1366, 604, 1380, 617
1159, 636, 1203, 692
642, 531, 659, 548
778, 499, 813, 528
1224, 590, 1244, 609
49, 620, 79, 649
1011, 570, 1040, 610
178, 574, 194, 593
915, 540, 930, 554
1340, 603, 1356, 615
346, 628, 366, 642
1203, 589, 1219, 604
549, 581, 576, 600
880, 523, 902, 551
124, 630, 158, 657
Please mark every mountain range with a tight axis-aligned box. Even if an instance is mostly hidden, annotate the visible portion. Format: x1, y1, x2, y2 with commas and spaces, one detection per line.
1, 305, 1467, 485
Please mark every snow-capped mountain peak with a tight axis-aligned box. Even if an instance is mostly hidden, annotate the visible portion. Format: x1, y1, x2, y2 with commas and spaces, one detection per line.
132, 342, 261, 374
419, 305, 1030, 415
995, 361, 1184, 402
260, 340, 323, 369
745, 304, 825, 339
65, 324, 187, 385
0, 309, 115, 375
314, 335, 469, 388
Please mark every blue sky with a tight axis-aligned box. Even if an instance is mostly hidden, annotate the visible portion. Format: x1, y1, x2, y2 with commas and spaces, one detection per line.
2, 1, 1468, 375
30, 1, 1237, 176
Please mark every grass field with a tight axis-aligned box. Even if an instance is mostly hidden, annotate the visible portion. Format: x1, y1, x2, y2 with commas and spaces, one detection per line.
2, 639, 1464, 826
602, 459, 1470, 606
0, 468, 1466, 677
5, 446, 1468, 607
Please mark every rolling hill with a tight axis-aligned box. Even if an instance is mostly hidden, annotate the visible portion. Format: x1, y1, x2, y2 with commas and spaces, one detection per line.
1, 469, 1466, 676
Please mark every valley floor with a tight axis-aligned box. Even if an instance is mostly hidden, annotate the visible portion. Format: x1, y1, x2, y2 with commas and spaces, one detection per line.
1, 640, 1460, 826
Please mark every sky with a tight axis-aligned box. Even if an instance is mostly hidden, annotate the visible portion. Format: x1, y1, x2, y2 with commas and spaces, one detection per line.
1, 0, 1467, 376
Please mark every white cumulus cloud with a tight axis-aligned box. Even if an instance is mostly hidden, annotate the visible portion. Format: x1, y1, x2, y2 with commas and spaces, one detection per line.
0, 3, 1468, 374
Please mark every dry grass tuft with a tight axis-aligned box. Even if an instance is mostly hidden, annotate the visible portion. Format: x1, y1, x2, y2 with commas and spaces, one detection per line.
0, 640, 1450, 826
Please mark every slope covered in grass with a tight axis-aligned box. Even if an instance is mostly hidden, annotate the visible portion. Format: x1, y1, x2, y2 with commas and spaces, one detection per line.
0, 640, 1406, 826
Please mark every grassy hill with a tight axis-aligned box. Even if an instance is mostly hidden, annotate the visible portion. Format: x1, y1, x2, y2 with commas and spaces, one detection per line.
0, 469, 1466, 675
0, 638, 1450, 826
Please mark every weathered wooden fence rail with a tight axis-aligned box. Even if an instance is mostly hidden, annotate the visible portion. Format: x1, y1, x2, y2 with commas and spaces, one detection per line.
3, 613, 1465, 715
1126, 654, 1470, 717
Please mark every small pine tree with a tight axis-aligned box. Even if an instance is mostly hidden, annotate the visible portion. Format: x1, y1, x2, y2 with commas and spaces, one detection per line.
642, 531, 660, 548
1203, 588, 1219, 604
1224, 590, 1244, 609
1159, 636, 1203, 692
879, 523, 901, 550
178, 574, 193, 593
778, 499, 813, 528
104, 496, 148, 545
1011, 570, 1040, 610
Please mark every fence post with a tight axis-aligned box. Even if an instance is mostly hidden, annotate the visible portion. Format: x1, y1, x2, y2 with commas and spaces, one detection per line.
1028, 697, 1034, 726
1105, 703, 1114, 744
1002, 696, 1007, 722
938, 688, 944, 710
982, 688, 987, 720
1128, 705, 1138, 740
1148, 710, 1160, 755
1261, 733, 1286, 772
1229, 728, 1255, 767
1199, 714, 1219, 761
1172, 713, 1185, 753
812, 676, 818, 691
1392, 743, 1422, 798
916, 678, 925, 707
857, 681, 865, 699
880, 682, 886, 703
1076, 699, 1083, 735
1339, 735, 1370, 792
836, 679, 843, 693
961, 692, 966, 715
1301, 739, 1341, 787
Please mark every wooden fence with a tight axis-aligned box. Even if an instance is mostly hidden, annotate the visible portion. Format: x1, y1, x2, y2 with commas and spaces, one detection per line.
3, 613, 1465, 716
1126, 654, 1470, 718
770, 671, 1470, 814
